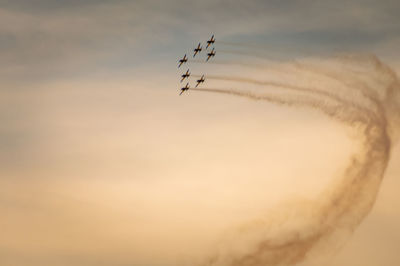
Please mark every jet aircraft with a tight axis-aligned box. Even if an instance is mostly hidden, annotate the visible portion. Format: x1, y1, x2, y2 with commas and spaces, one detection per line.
206, 35, 215, 49
195, 75, 205, 87
181, 69, 190, 82
178, 54, 188, 68
206, 48, 216, 61
180, 83, 190, 95
193, 43, 202, 57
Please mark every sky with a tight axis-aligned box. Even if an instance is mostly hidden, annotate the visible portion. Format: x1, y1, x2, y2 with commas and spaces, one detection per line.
1, 1, 400, 266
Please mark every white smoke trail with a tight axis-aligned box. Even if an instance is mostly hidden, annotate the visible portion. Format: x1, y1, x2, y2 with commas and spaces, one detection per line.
192, 55, 400, 266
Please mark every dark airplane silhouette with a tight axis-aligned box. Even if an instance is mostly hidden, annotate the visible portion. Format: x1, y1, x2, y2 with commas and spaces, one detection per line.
206, 35, 215, 49
180, 83, 190, 95
178, 54, 188, 68
206, 48, 215, 61
193, 43, 202, 57
195, 75, 205, 87
181, 69, 190, 82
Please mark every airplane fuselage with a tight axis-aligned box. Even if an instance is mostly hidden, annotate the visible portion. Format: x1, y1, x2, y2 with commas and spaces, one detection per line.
181, 74, 189, 82
193, 48, 202, 57
178, 59, 187, 67
206, 52, 215, 61
180, 83, 190, 95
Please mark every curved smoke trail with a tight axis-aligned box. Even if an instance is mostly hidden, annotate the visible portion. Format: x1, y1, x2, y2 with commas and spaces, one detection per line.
192, 55, 400, 266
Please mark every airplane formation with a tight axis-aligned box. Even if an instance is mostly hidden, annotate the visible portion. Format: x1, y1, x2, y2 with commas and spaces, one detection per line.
178, 34, 216, 95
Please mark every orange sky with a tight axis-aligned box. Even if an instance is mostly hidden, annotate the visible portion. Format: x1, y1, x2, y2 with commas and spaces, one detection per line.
1, 1, 400, 266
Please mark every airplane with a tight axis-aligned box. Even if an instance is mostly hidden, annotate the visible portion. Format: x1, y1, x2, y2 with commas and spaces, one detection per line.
206, 48, 215, 61
206, 35, 215, 49
180, 83, 190, 95
195, 75, 205, 87
178, 54, 188, 68
193, 43, 202, 57
181, 69, 190, 82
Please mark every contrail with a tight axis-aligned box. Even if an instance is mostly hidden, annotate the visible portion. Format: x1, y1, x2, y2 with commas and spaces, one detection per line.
193, 55, 399, 266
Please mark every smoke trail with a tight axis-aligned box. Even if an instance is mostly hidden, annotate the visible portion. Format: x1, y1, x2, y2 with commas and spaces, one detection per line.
218, 50, 281, 62
188, 59, 266, 69
192, 75, 377, 119
218, 41, 281, 51
193, 74, 350, 102
193, 55, 399, 266
218, 41, 250, 47
218, 41, 304, 59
